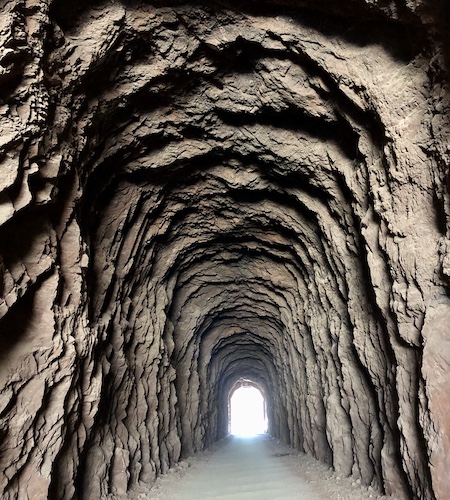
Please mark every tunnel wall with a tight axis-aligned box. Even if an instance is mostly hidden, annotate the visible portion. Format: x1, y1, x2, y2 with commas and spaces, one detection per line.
0, 0, 450, 499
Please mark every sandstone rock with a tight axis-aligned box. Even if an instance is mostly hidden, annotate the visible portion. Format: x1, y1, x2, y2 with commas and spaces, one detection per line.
0, 1, 449, 499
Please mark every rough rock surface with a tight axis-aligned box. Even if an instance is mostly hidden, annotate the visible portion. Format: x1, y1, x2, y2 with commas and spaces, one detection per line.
0, 0, 449, 499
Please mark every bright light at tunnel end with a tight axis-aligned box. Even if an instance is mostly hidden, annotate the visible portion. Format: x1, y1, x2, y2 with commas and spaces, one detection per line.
230, 386, 268, 437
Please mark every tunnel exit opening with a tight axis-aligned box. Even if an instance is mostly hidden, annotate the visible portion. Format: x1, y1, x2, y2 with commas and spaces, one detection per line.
228, 384, 268, 436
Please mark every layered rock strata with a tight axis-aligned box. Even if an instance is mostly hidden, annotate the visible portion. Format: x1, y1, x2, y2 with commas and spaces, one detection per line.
0, 1, 449, 499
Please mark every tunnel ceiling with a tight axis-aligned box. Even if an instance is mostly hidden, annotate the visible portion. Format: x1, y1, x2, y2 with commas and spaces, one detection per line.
0, 0, 450, 499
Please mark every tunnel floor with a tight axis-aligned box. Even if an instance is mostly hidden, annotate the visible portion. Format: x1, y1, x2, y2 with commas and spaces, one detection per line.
148, 436, 394, 500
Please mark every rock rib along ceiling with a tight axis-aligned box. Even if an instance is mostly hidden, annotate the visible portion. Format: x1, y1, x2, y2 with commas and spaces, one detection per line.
0, 0, 450, 499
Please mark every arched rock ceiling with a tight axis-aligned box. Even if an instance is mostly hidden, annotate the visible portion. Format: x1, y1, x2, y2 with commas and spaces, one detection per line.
0, 1, 450, 499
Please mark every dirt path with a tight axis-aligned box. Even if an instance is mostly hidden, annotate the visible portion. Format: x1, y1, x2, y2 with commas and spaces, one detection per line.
144, 435, 397, 500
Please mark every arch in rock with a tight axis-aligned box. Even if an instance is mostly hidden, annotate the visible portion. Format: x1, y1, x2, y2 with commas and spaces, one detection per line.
0, 1, 449, 499
228, 379, 268, 436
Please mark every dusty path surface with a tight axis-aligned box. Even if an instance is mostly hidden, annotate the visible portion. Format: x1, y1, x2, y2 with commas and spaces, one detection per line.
145, 435, 396, 500
158, 435, 318, 500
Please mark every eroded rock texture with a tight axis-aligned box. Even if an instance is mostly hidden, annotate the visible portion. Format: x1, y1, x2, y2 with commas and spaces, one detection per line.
0, 0, 449, 498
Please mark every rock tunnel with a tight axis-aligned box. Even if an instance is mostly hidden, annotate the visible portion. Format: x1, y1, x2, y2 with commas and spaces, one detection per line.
0, 0, 450, 498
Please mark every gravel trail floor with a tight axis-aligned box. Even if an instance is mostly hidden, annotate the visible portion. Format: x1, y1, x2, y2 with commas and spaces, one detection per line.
145, 435, 397, 500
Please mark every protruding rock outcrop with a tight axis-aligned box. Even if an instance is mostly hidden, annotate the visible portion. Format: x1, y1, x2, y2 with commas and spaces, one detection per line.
0, 1, 449, 499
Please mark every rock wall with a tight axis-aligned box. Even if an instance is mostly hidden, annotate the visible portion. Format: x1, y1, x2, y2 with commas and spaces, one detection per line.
0, 0, 449, 498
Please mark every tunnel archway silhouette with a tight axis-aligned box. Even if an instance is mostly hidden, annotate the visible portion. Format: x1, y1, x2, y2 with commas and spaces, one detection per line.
228, 380, 268, 436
